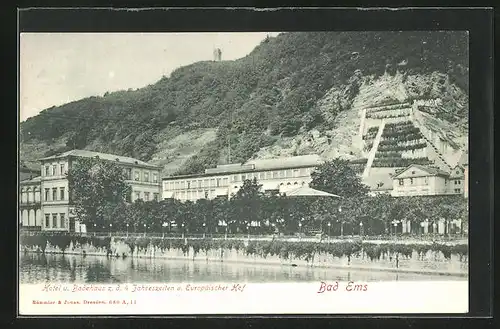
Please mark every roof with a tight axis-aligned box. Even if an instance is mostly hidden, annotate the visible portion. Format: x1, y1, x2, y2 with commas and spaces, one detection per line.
20, 176, 42, 185
38, 149, 160, 169
205, 163, 255, 175
245, 154, 322, 171
393, 164, 450, 179
449, 165, 465, 178
284, 186, 341, 198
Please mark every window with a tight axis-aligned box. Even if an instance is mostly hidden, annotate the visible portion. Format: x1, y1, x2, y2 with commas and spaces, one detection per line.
45, 166, 50, 176
175, 181, 180, 189
60, 164, 65, 175
60, 214, 65, 228
223, 178, 229, 186
299, 168, 307, 176
286, 170, 293, 178
45, 188, 50, 201
169, 182, 174, 190
279, 171, 285, 178
259, 172, 265, 180
410, 178, 414, 185
134, 171, 140, 181
124, 168, 132, 180
204, 179, 209, 187
26, 188, 31, 202
398, 179, 404, 186
60, 187, 65, 200
293, 169, 299, 177
411, 171, 415, 175
144, 192, 150, 201
273, 171, 278, 178
153, 173, 158, 183
52, 188, 57, 201
135, 192, 140, 201
454, 188, 461, 193
216, 178, 221, 187
126, 192, 132, 203
210, 179, 215, 187
144, 172, 150, 182
45, 214, 50, 227
266, 172, 272, 179
424, 177, 428, 185
52, 214, 58, 228
241, 174, 246, 181
53, 165, 57, 176
153, 193, 159, 201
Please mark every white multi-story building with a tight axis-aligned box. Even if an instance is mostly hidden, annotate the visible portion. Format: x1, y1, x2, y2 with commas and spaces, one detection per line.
162, 155, 323, 202
35, 149, 161, 232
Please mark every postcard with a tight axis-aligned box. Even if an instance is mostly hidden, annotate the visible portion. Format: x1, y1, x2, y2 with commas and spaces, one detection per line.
18, 13, 472, 315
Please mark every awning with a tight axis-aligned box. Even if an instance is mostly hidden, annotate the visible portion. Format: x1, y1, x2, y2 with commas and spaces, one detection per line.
285, 186, 341, 198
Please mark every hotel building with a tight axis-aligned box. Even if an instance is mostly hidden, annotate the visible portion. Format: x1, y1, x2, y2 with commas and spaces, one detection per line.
35, 149, 161, 232
162, 155, 323, 202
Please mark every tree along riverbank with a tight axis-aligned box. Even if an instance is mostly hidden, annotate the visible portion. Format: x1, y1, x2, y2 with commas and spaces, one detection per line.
20, 234, 468, 276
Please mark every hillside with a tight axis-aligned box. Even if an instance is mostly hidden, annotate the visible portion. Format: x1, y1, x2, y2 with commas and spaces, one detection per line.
20, 31, 469, 176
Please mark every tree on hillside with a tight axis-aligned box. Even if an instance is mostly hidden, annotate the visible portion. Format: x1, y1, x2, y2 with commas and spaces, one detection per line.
67, 157, 131, 229
310, 158, 369, 197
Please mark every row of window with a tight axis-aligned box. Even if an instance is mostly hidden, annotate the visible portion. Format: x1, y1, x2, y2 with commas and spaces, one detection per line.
175, 189, 217, 201
44, 187, 66, 201
164, 168, 313, 191
44, 213, 66, 229
20, 190, 41, 203
124, 168, 159, 183
132, 191, 159, 202
398, 177, 463, 187
44, 163, 67, 177
398, 177, 429, 186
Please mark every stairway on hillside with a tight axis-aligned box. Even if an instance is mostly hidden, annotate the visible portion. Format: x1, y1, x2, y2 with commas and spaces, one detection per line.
421, 134, 453, 171
363, 120, 385, 178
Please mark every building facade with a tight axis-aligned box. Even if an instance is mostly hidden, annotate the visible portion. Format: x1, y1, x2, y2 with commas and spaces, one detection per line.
37, 149, 161, 232
162, 155, 323, 202
19, 177, 42, 231
391, 164, 464, 197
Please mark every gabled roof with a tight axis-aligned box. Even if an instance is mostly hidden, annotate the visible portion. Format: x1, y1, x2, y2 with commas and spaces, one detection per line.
38, 149, 160, 169
449, 165, 465, 178
245, 154, 322, 171
392, 164, 450, 179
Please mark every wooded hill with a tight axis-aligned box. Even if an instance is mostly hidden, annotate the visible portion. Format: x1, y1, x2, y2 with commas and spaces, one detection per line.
20, 31, 468, 175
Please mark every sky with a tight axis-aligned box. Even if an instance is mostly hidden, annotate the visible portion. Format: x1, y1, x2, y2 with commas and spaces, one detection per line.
19, 32, 281, 122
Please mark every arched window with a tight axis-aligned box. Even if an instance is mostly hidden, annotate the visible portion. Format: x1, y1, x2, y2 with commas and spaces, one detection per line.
287, 182, 291, 185
26, 187, 31, 202
294, 182, 298, 185
301, 182, 305, 186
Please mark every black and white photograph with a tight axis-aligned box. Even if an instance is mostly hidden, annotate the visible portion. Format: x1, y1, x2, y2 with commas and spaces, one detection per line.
17, 13, 480, 314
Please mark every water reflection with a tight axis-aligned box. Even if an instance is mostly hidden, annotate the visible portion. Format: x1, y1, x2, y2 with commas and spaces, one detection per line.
19, 253, 464, 284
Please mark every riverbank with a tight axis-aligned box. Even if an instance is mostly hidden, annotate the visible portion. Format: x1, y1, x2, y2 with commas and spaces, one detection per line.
20, 234, 468, 277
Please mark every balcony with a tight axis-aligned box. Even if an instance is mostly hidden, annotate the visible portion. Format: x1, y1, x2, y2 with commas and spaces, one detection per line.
19, 200, 41, 207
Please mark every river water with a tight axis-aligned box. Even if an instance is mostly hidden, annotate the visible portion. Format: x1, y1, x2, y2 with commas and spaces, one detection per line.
19, 253, 464, 284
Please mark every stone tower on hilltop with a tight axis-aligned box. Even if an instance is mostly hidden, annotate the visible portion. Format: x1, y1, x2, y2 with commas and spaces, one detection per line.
213, 48, 222, 62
